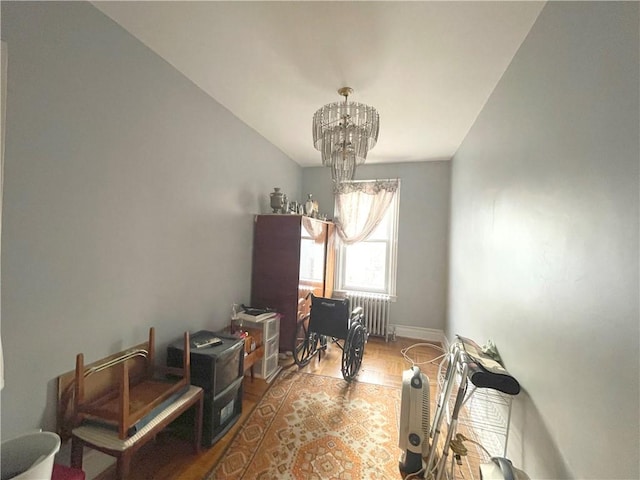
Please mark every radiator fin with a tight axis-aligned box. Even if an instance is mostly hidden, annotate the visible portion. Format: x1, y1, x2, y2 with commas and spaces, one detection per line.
345, 293, 391, 341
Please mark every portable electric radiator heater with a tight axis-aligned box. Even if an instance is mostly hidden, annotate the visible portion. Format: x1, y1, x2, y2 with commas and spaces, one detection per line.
398, 365, 431, 476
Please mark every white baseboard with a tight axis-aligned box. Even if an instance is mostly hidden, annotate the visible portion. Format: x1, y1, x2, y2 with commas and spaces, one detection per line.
390, 325, 446, 345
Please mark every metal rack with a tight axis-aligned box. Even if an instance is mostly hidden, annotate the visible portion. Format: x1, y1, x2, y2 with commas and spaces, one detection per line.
425, 338, 516, 480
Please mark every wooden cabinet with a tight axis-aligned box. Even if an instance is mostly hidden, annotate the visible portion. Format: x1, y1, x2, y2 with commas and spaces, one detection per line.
250, 215, 335, 352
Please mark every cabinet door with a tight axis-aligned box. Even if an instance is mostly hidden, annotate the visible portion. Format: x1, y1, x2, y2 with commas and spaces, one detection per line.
297, 218, 329, 333
299, 218, 327, 291
251, 215, 301, 352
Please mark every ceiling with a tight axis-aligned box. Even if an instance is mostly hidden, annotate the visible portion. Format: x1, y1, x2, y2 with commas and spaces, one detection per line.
92, 1, 545, 167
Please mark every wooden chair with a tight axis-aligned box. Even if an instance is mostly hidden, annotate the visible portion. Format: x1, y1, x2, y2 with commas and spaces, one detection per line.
58, 328, 203, 480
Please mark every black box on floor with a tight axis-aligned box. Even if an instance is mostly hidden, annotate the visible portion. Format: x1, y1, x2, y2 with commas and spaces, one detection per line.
167, 331, 244, 447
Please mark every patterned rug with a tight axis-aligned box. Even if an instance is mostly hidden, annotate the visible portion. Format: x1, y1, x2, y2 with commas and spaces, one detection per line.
207, 369, 404, 479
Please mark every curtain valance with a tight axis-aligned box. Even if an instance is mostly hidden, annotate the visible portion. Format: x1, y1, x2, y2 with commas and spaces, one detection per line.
333, 179, 399, 244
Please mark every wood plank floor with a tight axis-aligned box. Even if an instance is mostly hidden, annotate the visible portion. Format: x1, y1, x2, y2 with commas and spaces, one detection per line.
91, 337, 445, 480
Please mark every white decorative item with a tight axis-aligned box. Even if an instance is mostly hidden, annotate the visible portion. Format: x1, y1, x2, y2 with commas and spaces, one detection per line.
304, 194, 316, 217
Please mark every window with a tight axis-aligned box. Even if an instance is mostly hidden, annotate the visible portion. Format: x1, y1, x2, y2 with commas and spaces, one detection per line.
335, 187, 399, 296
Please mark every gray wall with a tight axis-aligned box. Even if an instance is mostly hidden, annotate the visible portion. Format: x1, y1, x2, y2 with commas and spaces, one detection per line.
0, 1, 301, 440
449, 2, 639, 479
302, 161, 451, 334
3, 3, 637, 478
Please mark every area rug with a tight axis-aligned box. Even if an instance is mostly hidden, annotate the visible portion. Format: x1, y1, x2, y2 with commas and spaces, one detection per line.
207, 369, 404, 479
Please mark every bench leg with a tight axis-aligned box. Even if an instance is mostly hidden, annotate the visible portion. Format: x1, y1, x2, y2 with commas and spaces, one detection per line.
70, 437, 84, 470
193, 395, 203, 454
116, 453, 131, 480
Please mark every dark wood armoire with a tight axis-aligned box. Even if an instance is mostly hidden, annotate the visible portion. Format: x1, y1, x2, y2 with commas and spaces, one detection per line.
250, 214, 335, 352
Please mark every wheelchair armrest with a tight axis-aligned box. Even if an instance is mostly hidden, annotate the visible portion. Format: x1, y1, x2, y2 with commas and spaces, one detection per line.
350, 306, 364, 319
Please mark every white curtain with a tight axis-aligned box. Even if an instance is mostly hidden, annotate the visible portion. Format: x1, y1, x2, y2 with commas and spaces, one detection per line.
333, 179, 399, 244
301, 216, 324, 240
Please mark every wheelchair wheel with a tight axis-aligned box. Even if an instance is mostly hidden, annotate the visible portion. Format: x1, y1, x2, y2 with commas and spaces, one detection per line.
341, 322, 367, 381
293, 319, 318, 367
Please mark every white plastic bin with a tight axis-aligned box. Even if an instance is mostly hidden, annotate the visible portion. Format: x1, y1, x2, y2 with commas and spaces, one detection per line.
1, 431, 60, 480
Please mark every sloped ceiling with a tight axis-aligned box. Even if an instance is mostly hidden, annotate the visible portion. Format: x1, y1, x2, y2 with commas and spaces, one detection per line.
93, 1, 545, 166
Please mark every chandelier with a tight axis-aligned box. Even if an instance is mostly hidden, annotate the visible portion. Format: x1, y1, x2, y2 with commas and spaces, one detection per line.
312, 87, 379, 183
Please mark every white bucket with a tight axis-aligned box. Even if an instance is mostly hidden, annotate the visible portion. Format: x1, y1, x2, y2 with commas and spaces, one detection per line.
1, 431, 61, 480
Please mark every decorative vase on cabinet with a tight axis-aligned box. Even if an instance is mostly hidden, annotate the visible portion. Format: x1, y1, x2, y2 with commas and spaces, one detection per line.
250, 214, 335, 352
270, 187, 285, 213
304, 194, 316, 217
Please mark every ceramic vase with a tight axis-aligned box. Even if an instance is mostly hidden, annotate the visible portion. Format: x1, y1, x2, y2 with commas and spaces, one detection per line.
304, 194, 316, 217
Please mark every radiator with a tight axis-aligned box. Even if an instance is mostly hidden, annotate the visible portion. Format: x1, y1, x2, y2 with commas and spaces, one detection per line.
345, 292, 391, 341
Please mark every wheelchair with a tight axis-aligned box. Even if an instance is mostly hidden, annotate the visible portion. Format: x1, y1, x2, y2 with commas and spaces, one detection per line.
293, 294, 368, 382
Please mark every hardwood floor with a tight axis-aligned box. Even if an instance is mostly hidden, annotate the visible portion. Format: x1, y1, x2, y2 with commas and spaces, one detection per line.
91, 337, 445, 480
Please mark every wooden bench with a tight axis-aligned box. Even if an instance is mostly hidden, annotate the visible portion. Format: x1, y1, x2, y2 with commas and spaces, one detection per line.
57, 328, 203, 480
